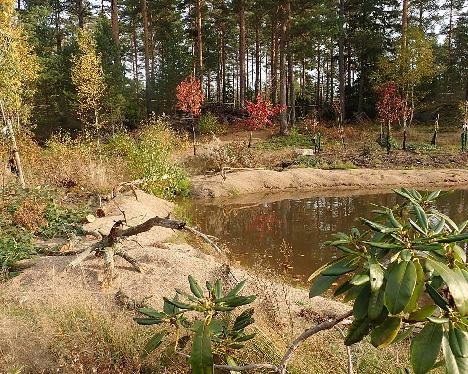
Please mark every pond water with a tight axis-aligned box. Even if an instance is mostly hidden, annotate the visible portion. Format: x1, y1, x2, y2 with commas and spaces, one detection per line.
187, 189, 468, 282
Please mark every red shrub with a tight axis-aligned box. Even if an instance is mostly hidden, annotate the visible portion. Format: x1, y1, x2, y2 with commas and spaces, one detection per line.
376, 82, 410, 124
242, 95, 287, 130
176, 75, 204, 117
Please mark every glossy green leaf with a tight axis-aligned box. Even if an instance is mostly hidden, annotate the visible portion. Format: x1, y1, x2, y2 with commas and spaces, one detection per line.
384, 260, 417, 315
137, 308, 166, 319
353, 285, 371, 320
427, 316, 450, 324
368, 288, 385, 320
386, 208, 403, 228
371, 317, 401, 348
321, 257, 358, 277
435, 233, 468, 243
344, 284, 365, 302
220, 295, 256, 307
369, 259, 384, 292
392, 326, 415, 345
334, 281, 352, 297
425, 282, 449, 311
214, 280, 222, 299
404, 260, 424, 313
350, 273, 370, 286
226, 280, 246, 298
360, 218, 399, 234
363, 241, 402, 250
408, 305, 437, 322
427, 259, 468, 316
190, 320, 214, 374
141, 331, 167, 359
443, 328, 468, 374
409, 218, 427, 235
189, 275, 204, 298
411, 322, 443, 374
413, 202, 428, 232
344, 318, 370, 346
163, 297, 193, 311
309, 274, 338, 298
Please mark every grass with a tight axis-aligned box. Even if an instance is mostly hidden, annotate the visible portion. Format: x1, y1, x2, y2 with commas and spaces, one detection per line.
260, 129, 315, 150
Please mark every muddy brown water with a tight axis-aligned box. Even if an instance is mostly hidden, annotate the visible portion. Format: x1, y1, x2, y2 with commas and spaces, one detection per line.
186, 189, 468, 282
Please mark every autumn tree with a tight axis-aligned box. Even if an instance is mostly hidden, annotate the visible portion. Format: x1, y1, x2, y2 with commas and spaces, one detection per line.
377, 82, 408, 154
71, 28, 106, 131
378, 27, 435, 149
0, 0, 38, 188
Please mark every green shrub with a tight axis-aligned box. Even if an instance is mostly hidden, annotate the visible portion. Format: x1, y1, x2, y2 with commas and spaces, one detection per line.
198, 112, 226, 135
310, 188, 468, 374
0, 188, 87, 275
135, 277, 256, 371
261, 128, 314, 150
109, 116, 191, 200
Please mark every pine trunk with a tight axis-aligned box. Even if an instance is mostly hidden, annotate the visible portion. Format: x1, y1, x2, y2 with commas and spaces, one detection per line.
255, 25, 260, 97
239, 1, 246, 107
195, 0, 203, 85
111, 0, 119, 48
338, 0, 346, 123
279, 0, 289, 135
141, 0, 152, 114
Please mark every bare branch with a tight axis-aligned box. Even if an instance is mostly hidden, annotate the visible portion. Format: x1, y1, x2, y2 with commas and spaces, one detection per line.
336, 326, 354, 374
183, 226, 223, 254
214, 363, 279, 372
115, 248, 144, 272
278, 310, 353, 374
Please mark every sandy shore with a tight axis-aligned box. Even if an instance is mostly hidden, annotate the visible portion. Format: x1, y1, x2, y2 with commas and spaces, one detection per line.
191, 168, 468, 198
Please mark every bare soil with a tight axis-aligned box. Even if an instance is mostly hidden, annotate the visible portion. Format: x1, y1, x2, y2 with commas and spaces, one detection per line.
191, 168, 468, 198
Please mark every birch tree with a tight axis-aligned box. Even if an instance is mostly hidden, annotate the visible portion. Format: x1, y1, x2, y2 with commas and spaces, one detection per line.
0, 0, 38, 188
71, 28, 106, 131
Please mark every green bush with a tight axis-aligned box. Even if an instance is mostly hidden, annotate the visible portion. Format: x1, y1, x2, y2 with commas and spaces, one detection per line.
108, 116, 191, 200
135, 277, 256, 371
0, 188, 87, 275
261, 128, 314, 150
198, 112, 226, 135
310, 188, 468, 374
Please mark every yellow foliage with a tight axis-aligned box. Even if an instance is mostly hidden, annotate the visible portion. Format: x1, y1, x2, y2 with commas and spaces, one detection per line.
0, 0, 38, 122
377, 27, 435, 96
71, 29, 106, 129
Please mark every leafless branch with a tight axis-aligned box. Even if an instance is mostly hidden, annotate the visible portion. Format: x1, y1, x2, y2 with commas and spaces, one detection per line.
277, 310, 353, 374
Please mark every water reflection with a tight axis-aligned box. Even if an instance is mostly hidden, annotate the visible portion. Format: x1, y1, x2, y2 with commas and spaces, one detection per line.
188, 190, 468, 281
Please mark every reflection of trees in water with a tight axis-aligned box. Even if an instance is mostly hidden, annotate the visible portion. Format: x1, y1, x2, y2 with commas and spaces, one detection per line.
190, 190, 468, 279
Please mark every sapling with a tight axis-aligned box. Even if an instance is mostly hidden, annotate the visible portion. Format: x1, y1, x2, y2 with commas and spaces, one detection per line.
461, 101, 468, 152
431, 113, 439, 146
176, 75, 204, 156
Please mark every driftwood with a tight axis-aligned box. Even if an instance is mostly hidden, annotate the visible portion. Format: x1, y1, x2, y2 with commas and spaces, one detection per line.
66, 215, 224, 284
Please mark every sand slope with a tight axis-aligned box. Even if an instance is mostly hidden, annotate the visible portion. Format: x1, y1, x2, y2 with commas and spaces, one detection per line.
192, 168, 468, 198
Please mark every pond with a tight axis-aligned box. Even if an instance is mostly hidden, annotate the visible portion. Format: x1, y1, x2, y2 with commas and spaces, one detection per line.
186, 189, 468, 282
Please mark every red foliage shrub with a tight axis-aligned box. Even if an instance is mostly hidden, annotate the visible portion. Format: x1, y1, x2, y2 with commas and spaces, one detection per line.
242, 95, 287, 130
176, 75, 204, 117
376, 82, 410, 124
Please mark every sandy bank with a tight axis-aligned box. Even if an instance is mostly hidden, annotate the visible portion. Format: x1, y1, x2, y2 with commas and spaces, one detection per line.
191, 168, 468, 198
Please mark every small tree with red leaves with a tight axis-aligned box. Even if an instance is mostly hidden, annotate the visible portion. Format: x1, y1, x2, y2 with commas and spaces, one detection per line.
376, 82, 409, 154
176, 75, 204, 117
176, 75, 204, 155
243, 94, 287, 131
